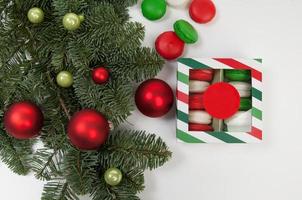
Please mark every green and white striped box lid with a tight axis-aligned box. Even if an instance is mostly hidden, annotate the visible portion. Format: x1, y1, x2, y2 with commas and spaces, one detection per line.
177, 58, 263, 143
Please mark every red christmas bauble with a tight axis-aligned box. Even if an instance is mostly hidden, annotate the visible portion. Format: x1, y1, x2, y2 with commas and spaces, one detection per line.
4, 101, 44, 139
155, 31, 185, 60
189, 0, 216, 24
135, 79, 174, 118
92, 66, 110, 85
67, 109, 110, 150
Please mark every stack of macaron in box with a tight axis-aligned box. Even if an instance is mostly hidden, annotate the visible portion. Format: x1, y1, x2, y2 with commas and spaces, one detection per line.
188, 69, 214, 131
224, 70, 252, 132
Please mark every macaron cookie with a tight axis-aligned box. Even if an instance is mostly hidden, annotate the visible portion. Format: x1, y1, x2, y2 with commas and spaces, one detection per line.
189, 110, 212, 124
174, 19, 199, 44
224, 110, 252, 132
239, 98, 252, 111
189, 0, 216, 24
190, 69, 214, 81
189, 93, 204, 110
141, 0, 167, 21
155, 31, 185, 60
229, 81, 251, 98
189, 80, 209, 93
189, 123, 213, 131
225, 70, 251, 82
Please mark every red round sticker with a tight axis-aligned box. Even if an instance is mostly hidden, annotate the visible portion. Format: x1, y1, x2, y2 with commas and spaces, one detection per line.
203, 82, 240, 119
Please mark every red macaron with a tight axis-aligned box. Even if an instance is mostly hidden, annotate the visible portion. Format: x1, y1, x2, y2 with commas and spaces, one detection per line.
189, 93, 204, 110
189, 0, 216, 24
189, 123, 213, 131
190, 69, 214, 81
155, 31, 185, 60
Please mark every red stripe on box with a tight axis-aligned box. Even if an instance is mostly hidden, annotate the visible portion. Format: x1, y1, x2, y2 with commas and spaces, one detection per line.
177, 90, 189, 104
249, 126, 262, 140
214, 58, 262, 81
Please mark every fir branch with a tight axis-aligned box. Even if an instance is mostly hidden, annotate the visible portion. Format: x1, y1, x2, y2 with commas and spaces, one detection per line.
0, 129, 34, 175
101, 130, 172, 170
42, 179, 79, 200
63, 148, 99, 195
31, 148, 64, 180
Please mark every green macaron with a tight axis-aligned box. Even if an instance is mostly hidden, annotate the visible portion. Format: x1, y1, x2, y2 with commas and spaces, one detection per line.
225, 70, 251, 82
141, 0, 167, 21
174, 19, 198, 44
239, 98, 252, 111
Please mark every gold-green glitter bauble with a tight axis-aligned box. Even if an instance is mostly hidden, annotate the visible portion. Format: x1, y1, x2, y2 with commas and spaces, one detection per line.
27, 7, 44, 24
56, 71, 73, 88
63, 13, 81, 31
104, 167, 123, 186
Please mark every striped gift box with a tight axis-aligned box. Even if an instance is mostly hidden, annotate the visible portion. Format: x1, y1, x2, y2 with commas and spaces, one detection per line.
177, 58, 263, 143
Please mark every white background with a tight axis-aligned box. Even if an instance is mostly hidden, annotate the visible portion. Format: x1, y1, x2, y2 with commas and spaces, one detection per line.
1, 0, 302, 199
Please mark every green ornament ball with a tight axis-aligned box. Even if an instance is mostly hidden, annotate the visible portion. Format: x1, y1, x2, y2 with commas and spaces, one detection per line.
104, 167, 123, 186
141, 0, 167, 21
56, 71, 73, 88
225, 70, 251, 82
174, 19, 198, 44
27, 7, 44, 24
63, 13, 81, 31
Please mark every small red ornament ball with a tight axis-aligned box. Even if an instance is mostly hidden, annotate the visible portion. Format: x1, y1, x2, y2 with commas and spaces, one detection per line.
135, 79, 174, 118
189, 0, 216, 24
155, 31, 185, 60
4, 101, 44, 139
67, 109, 110, 150
92, 66, 110, 85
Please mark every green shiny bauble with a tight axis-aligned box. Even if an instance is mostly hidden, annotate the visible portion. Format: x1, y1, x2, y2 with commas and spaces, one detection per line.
141, 0, 167, 21
174, 19, 198, 44
225, 70, 251, 82
104, 167, 123, 186
240, 98, 252, 111
56, 71, 73, 88
63, 13, 81, 31
27, 7, 44, 24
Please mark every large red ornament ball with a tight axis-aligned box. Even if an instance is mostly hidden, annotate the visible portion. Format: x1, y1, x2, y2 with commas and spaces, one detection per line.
155, 31, 185, 60
67, 109, 110, 150
92, 66, 110, 85
4, 101, 44, 139
135, 79, 174, 118
189, 0, 216, 24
